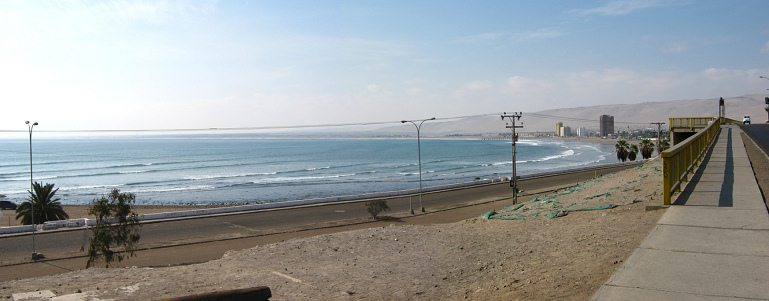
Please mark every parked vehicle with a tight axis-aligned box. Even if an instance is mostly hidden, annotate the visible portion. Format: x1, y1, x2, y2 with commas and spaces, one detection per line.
0, 200, 17, 210
743, 115, 751, 125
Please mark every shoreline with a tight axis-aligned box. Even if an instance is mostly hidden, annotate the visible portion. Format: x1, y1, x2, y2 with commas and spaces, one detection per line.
0, 157, 665, 300
0, 162, 640, 228
0, 137, 616, 205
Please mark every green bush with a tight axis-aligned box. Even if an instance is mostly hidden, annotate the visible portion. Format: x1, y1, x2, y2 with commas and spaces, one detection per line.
365, 200, 390, 220
86, 188, 141, 268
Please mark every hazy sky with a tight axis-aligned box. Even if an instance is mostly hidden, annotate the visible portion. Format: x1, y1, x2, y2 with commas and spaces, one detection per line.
2, 0, 769, 133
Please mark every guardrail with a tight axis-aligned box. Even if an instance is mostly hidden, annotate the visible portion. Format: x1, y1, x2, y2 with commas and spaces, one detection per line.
661, 117, 721, 205
669, 117, 717, 129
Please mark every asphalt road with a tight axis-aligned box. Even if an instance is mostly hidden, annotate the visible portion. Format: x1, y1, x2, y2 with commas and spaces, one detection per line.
0, 163, 637, 280
742, 124, 769, 155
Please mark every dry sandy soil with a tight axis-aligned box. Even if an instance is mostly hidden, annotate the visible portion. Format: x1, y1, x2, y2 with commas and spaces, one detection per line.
0, 159, 665, 300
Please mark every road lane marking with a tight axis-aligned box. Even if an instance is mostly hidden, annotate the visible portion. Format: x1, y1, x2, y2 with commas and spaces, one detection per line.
215, 220, 259, 232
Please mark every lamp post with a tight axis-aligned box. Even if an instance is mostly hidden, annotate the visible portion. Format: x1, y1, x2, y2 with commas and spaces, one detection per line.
401, 117, 435, 214
501, 112, 523, 205
25, 121, 39, 260
762, 76, 769, 123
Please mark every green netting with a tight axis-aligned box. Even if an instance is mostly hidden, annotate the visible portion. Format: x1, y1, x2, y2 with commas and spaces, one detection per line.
481, 174, 629, 221
481, 211, 496, 219
566, 204, 617, 212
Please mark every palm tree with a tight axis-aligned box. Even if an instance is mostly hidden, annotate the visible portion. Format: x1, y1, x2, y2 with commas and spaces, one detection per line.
657, 138, 671, 154
628, 144, 639, 161
615, 139, 629, 162
15, 182, 68, 225
639, 139, 655, 159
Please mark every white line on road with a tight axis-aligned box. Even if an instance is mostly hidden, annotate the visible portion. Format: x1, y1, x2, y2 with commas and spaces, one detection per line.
216, 220, 259, 232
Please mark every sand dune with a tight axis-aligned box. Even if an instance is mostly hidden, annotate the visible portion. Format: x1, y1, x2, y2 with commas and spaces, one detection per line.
381, 94, 768, 135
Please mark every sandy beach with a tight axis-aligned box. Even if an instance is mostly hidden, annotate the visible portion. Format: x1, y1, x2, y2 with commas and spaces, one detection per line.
0, 158, 665, 300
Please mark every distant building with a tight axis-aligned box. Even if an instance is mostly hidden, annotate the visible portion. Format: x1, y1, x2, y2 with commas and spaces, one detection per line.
562, 126, 572, 137
577, 127, 587, 137
555, 122, 563, 137
600, 115, 614, 137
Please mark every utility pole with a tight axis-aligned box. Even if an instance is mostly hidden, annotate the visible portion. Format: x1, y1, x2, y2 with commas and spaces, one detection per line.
501, 112, 523, 205
650, 122, 665, 154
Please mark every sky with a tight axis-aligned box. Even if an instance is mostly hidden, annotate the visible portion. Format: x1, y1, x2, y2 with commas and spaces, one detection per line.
1, 0, 769, 134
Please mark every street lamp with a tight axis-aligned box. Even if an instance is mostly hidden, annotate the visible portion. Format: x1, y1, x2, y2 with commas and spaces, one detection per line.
401, 117, 435, 214
25, 121, 39, 260
762, 76, 769, 122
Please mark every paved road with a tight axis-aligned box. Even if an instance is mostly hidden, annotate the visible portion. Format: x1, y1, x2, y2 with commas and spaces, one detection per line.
0, 163, 636, 277
742, 123, 769, 155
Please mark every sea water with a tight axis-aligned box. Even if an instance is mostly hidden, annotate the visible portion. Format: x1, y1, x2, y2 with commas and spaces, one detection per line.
0, 137, 614, 205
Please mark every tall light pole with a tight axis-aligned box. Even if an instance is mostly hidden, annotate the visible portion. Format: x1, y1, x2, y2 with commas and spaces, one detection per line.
501, 112, 523, 205
401, 117, 435, 214
25, 121, 39, 260
761, 76, 769, 122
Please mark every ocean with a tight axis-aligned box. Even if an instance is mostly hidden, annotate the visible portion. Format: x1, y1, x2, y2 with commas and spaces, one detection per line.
0, 137, 614, 205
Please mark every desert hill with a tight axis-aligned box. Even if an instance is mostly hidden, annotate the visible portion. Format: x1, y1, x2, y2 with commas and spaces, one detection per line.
380, 94, 767, 136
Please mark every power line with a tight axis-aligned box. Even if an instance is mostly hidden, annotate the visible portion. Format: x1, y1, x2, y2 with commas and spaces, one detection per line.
0, 113, 499, 133
0, 111, 656, 133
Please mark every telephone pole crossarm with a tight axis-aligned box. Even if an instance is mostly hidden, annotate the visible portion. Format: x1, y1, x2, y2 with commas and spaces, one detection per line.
501, 112, 523, 204
650, 122, 665, 154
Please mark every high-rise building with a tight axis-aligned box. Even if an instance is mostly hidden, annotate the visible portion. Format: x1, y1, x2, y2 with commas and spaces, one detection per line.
577, 127, 587, 137
555, 122, 563, 137
563, 126, 572, 137
600, 115, 614, 137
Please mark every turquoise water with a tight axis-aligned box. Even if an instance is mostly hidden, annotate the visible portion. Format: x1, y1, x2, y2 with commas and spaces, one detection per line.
0, 137, 613, 205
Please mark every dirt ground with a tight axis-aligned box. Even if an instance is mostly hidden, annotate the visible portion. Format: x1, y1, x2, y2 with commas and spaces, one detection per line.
0, 159, 665, 300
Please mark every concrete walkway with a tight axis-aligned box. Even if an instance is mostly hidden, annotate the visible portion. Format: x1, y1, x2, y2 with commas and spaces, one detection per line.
593, 125, 769, 300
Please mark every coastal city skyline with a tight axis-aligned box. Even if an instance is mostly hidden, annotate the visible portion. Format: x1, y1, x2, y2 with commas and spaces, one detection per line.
1, 0, 769, 133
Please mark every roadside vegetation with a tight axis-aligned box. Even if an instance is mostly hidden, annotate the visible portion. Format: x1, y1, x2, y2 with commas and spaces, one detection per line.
86, 188, 142, 268
615, 140, 630, 162
365, 200, 390, 220
640, 139, 655, 159
15, 182, 68, 225
657, 138, 671, 153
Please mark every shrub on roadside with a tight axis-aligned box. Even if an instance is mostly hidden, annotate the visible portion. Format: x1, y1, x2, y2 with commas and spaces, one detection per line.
86, 188, 141, 268
365, 200, 390, 220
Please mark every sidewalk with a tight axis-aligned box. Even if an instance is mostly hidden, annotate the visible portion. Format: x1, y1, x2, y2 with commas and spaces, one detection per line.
593, 125, 769, 300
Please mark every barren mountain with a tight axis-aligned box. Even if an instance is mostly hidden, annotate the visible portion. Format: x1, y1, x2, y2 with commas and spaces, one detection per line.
381, 95, 768, 136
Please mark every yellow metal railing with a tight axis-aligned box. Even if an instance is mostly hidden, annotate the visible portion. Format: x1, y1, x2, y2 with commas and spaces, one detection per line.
669, 117, 717, 129
661, 118, 721, 205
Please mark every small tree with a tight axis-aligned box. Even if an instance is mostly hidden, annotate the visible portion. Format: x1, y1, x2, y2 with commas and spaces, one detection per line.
86, 188, 141, 268
615, 139, 629, 162
657, 138, 671, 153
365, 200, 390, 220
628, 144, 638, 161
639, 139, 655, 159
16, 182, 68, 225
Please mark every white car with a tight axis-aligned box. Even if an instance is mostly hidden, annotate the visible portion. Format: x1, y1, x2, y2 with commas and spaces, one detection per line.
742, 115, 751, 125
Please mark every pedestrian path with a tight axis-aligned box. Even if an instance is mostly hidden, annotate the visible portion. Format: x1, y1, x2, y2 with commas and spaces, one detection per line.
593, 125, 769, 300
